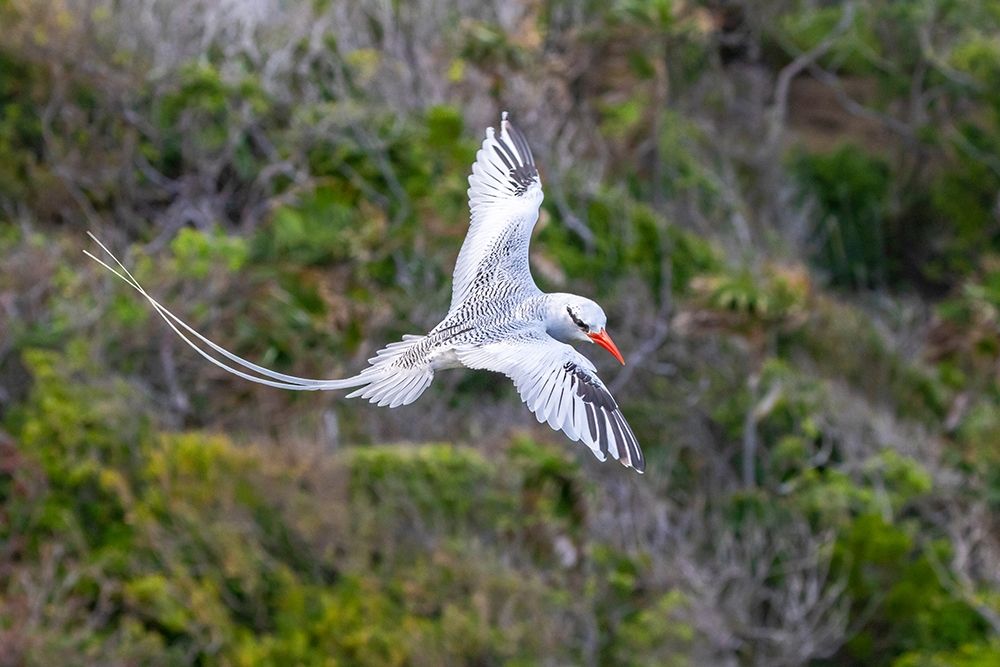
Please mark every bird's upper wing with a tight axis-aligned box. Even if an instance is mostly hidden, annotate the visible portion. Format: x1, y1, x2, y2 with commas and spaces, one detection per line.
449, 112, 544, 314
458, 331, 645, 472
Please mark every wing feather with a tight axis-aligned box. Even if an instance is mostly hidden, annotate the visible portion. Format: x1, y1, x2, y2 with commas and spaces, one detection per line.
450, 113, 544, 314
458, 333, 645, 473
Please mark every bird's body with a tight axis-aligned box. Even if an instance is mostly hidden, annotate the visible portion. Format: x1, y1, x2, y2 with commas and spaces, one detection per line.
86, 112, 645, 472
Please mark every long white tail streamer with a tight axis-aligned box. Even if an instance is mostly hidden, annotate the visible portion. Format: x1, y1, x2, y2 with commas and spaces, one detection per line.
84, 232, 361, 391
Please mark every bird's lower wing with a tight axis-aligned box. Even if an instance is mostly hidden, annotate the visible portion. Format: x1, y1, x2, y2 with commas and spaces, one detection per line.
84, 233, 364, 391
459, 333, 645, 473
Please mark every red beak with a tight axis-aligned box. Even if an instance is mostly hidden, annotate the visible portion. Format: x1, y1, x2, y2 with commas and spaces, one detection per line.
588, 329, 625, 365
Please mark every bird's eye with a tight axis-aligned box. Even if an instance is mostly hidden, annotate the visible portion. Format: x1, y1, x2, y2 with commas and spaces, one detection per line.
566, 306, 587, 330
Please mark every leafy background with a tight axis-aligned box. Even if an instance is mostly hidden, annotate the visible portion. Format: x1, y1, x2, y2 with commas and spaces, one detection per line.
2, 0, 1000, 665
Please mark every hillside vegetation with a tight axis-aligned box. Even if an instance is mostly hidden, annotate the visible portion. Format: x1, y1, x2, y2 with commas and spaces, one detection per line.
2, 1, 1000, 665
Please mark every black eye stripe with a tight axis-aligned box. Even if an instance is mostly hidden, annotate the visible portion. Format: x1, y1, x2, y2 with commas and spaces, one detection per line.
566, 306, 587, 329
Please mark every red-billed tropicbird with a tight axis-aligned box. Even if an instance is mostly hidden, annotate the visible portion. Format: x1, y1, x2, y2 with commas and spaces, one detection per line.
85, 112, 645, 472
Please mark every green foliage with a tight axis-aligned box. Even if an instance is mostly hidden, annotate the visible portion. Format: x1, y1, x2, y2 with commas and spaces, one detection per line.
151, 62, 271, 180
792, 145, 892, 289
893, 640, 1000, 667
925, 125, 1000, 283
3, 350, 697, 665
538, 189, 719, 301
776, 5, 877, 75
348, 443, 515, 537
0, 51, 44, 201
784, 295, 950, 423
169, 227, 248, 279
611, 591, 693, 667
695, 263, 810, 326
779, 0, 1000, 293
255, 187, 382, 268
834, 516, 988, 664
459, 20, 526, 70
3, 0, 1000, 664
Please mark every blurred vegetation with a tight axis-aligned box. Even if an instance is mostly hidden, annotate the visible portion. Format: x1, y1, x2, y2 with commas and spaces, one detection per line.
1, 0, 1000, 665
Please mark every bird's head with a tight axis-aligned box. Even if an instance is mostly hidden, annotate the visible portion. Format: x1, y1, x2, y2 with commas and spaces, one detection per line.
547, 294, 625, 365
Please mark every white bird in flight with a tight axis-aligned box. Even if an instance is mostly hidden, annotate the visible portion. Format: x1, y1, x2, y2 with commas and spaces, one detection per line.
86, 112, 645, 472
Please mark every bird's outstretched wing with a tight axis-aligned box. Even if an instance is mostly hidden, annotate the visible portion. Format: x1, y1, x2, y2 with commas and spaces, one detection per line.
458, 332, 645, 473
449, 112, 544, 313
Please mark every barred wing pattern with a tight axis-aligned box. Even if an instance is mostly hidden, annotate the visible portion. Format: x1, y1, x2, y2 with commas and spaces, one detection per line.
449, 112, 544, 313
459, 332, 645, 472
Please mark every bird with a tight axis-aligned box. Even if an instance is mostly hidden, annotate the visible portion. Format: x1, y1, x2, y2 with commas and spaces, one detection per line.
85, 112, 645, 472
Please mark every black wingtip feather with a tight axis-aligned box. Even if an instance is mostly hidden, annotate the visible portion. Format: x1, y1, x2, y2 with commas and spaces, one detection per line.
563, 361, 644, 472
499, 112, 536, 167
596, 412, 609, 458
